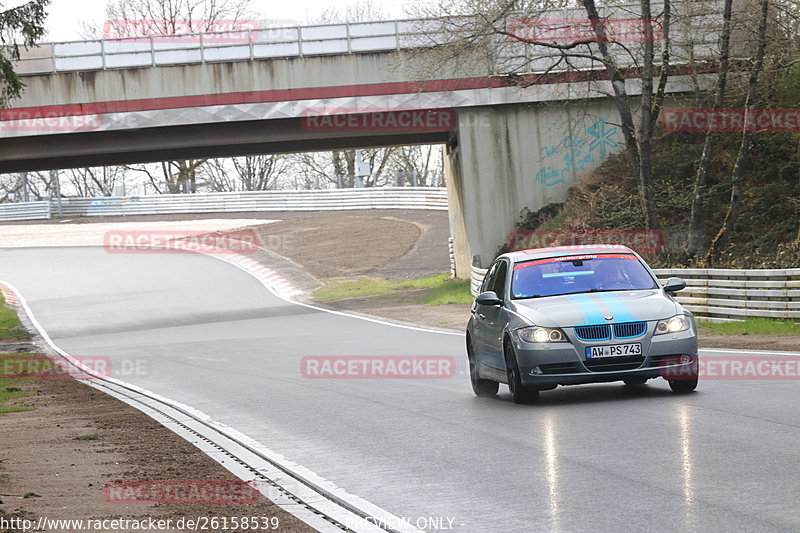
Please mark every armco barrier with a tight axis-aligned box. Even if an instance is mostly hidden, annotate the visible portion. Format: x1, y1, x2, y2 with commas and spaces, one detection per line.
49, 187, 447, 217
469, 264, 800, 322
652, 268, 800, 321
0, 201, 51, 221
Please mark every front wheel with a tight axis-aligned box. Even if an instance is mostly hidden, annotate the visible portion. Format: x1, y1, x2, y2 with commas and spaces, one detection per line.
669, 377, 698, 393
468, 339, 498, 397
504, 343, 539, 404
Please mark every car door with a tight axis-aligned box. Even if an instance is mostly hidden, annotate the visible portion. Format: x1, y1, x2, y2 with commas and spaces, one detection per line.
472, 262, 498, 362
481, 259, 509, 370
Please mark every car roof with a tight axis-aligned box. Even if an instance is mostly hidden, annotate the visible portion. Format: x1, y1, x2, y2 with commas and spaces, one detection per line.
501, 244, 638, 263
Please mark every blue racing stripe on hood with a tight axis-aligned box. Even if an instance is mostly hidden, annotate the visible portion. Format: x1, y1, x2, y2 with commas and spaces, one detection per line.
567, 294, 607, 325
594, 292, 634, 322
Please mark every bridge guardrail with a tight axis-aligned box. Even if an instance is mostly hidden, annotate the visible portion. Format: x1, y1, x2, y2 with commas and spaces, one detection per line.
13, 3, 722, 75
468, 265, 800, 321
13, 19, 440, 74
0, 201, 51, 221
39, 187, 447, 217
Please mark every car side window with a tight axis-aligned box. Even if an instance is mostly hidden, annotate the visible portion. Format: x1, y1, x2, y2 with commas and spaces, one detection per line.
481, 263, 498, 294
491, 260, 508, 298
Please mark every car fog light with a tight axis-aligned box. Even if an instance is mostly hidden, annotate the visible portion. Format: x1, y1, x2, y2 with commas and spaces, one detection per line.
530, 366, 543, 376
680, 355, 693, 364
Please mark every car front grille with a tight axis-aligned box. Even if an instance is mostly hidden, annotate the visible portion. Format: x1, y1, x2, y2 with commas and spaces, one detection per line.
613, 321, 647, 339
584, 356, 645, 372
574, 324, 611, 341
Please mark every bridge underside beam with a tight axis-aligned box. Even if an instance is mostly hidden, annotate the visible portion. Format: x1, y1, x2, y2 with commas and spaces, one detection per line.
0, 118, 450, 173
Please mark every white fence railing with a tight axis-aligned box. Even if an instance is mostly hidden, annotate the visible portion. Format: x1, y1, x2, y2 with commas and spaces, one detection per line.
652, 268, 800, 321
14, 3, 722, 75
31, 187, 446, 218
0, 201, 51, 221
468, 265, 800, 321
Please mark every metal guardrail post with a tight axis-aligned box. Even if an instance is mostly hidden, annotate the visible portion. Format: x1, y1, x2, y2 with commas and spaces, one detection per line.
249, 29, 255, 60
346, 23, 352, 53
297, 26, 303, 57
150, 36, 155, 66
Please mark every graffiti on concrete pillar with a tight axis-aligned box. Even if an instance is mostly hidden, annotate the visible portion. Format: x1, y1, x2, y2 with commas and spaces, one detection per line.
535, 118, 620, 186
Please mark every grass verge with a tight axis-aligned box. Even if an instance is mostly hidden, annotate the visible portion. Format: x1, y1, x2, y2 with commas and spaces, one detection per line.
0, 292, 29, 341
698, 317, 800, 336
313, 273, 473, 305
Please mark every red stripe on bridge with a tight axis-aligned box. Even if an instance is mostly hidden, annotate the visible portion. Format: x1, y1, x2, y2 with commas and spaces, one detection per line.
0, 70, 599, 122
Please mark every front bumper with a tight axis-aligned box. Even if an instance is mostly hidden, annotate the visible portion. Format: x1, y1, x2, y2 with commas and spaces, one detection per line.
512, 325, 698, 388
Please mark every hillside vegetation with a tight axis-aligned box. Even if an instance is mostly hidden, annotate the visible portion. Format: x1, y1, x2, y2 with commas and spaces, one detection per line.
506, 120, 799, 269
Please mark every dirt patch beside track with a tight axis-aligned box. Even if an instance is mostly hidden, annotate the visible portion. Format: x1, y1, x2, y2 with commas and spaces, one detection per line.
0, 361, 315, 533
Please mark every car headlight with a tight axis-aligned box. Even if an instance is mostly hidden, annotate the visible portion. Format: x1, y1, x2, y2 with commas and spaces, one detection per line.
518, 326, 567, 343
655, 315, 691, 335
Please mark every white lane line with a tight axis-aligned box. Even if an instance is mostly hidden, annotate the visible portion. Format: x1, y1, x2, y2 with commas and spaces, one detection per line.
700, 348, 800, 356
210, 253, 465, 337
0, 279, 424, 533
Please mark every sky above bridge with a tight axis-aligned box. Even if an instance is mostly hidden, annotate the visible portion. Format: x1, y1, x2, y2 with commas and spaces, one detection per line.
43, 0, 410, 42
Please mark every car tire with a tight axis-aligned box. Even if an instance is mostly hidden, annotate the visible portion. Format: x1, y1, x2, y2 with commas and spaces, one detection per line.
504, 342, 539, 404
467, 338, 499, 397
668, 377, 698, 393
623, 377, 648, 386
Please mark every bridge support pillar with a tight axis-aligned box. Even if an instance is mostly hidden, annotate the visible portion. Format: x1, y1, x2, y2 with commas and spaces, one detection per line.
446, 103, 623, 279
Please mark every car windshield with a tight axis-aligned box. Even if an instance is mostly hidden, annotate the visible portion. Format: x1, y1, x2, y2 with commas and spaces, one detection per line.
511, 253, 657, 299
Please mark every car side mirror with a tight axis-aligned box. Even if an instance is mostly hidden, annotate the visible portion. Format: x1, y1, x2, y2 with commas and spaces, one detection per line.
663, 277, 687, 293
475, 291, 503, 306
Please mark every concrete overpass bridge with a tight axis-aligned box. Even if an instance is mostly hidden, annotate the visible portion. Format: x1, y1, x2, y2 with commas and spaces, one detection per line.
0, 3, 722, 276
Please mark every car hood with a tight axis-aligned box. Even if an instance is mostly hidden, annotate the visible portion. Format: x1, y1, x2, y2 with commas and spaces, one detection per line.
510, 290, 680, 327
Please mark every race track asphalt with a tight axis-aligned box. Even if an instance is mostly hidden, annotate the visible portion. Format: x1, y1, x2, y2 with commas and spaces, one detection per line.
1, 246, 799, 532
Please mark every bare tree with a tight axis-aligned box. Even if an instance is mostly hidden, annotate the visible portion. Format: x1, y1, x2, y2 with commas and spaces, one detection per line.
102, 0, 252, 193
403, 0, 701, 232
104, 0, 253, 36
705, 0, 771, 261
205, 155, 288, 191
683, 0, 733, 260
67, 166, 127, 197
0, 171, 54, 202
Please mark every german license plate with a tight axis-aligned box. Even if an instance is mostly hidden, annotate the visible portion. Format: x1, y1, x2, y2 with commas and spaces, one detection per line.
585, 343, 642, 358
